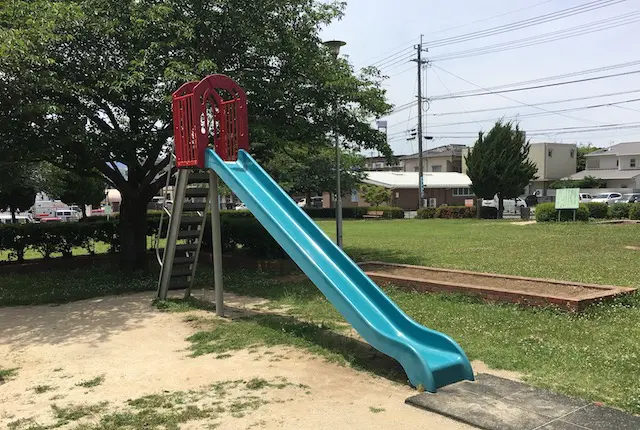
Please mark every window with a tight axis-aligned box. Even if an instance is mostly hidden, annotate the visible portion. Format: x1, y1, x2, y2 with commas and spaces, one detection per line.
548, 149, 553, 158
453, 188, 473, 196
616, 159, 619, 167
570, 149, 575, 158
431, 165, 442, 172
631, 158, 636, 168
350, 189, 359, 203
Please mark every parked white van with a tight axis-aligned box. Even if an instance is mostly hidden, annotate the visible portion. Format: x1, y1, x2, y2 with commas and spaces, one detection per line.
0, 213, 35, 224
54, 209, 81, 222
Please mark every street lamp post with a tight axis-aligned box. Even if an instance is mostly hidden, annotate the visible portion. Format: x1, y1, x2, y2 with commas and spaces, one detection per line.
324, 40, 346, 249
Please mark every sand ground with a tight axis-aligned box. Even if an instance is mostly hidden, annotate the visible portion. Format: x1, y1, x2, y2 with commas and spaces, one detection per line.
0, 291, 518, 429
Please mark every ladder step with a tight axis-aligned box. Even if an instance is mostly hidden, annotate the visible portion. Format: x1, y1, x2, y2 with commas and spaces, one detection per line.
178, 229, 201, 239
185, 188, 210, 198
176, 243, 199, 253
173, 256, 197, 265
171, 268, 193, 277
169, 277, 190, 290
188, 172, 211, 183
183, 202, 208, 211
180, 216, 204, 225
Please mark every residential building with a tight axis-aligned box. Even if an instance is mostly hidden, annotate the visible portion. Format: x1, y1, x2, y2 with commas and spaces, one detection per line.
401, 144, 466, 173
326, 171, 473, 211
566, 142, 640, 190
363, 155, 404, 171
462, 142, 577, 196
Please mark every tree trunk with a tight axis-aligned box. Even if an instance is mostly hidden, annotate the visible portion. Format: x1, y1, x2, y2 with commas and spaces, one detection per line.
477, 198, 482, 219
305, 190, 312, 208
10, 206, 16, 224
118, 192, 148, 270
497, 194, 504, 219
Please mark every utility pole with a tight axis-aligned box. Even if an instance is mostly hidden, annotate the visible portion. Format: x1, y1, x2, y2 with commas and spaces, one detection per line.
412, 35, 428, 208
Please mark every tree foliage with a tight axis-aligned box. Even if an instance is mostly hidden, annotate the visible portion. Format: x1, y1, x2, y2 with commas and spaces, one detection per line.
0, 0, 391, 267
577, 144, 601, 172
0, 164, 37, 222
464, 121, 538, 217
40, 165, 106, 216
549, 175, 606, 189
266, 145, 366, 203
360, 184, 390, 207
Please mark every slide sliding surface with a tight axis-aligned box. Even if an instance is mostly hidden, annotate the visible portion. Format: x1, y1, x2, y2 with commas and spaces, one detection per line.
206, 149, 473, 392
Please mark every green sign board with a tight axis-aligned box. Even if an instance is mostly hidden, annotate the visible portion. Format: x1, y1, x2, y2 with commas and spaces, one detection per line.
104, 205, 113, 215
555, 188, 580, 210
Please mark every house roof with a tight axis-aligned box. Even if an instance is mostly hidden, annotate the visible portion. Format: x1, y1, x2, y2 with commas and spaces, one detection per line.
400, 144, 467, 160
363, 171, 472, 189
585, 142, 640, 157
567, 169, 640, 180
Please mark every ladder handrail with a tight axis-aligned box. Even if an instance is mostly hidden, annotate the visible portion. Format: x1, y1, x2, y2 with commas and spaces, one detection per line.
155, 153, 176, 267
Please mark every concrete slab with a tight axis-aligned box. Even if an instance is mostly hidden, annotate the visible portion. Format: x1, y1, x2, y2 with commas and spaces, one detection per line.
562, 404, 640, 430
537, 420, 590, 429
454, 373, 528, 399
406, 374, 640, 430
406, 385, 550, 430
502, 386, 589, 419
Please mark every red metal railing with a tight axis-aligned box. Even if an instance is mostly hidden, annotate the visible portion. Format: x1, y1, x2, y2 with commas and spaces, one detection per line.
172, 75, 248, 168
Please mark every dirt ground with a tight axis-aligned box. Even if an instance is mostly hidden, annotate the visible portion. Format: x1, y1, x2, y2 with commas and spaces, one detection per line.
0, 291, 516, 429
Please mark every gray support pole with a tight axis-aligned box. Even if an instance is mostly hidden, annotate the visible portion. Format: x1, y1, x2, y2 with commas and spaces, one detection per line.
209, 172, 224, 317
335, 129, 343, 249
158, 169, 189, 300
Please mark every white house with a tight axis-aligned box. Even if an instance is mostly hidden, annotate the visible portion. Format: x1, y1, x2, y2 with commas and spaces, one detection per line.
567, 142, 640, 190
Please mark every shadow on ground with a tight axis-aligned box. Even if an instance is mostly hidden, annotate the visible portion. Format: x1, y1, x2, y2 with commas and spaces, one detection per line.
0, 292, 155, 349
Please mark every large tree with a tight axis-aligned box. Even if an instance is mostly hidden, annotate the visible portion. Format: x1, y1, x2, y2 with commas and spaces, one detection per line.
266, 145, 366, 205
0, 164, 38, 223
1, 0, 391, 268
465, 121, 537, 218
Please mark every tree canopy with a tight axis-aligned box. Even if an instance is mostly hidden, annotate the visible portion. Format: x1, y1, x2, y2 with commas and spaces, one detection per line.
360, 184, 390, 207
465, 121, 538, 217
0, 164, 38, 222
1, 0, 392, 267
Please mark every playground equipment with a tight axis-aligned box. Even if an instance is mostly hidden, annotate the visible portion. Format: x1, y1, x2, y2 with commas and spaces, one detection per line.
156, 74, 474, 392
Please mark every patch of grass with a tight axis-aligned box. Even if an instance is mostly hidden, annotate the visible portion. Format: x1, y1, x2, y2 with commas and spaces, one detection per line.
369, 406, 385, 413
0, 367, 19, 381
228, 396, 266, 418
7, 417, 46, 430
51, 402, 108, 422
32, 384, 55, 394
52, 368, 63, 372
185, 314, 405, 383
75, 375, 105, 388
215, 353, 232, 359
153, 297, 215, 313
0, 266, 155, 307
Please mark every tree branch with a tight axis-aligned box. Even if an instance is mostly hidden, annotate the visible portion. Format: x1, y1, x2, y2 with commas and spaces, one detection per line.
96, 161, 129, 193
141, 155, 171, 190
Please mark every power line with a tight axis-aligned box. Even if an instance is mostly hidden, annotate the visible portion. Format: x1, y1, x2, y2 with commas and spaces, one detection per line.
429, 121, 640, 138
432, 59, 640, 98
432, 65, 606, 125
428, 97, 640, 128
425, 0, 625, 48
431, 68, 640, 100
429, 88, 640, 116
430, 10, 640, 62
431, 67, 485, 129
424, 0, 556, 37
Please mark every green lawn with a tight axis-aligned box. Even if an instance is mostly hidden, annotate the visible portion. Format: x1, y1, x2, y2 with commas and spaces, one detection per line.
2, 219, 640, 414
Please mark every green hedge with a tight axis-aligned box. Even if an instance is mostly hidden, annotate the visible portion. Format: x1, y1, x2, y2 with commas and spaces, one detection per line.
630, 202, 640, 220
302, 206, 404, 219
535, 202, 589, 222
416, 208, 436, 219
610, 203, 631, 219
435, 206, 476, 219
584, 202, 610, 219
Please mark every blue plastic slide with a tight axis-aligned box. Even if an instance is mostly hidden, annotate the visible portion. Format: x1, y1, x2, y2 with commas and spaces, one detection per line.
206, 149, 474, 392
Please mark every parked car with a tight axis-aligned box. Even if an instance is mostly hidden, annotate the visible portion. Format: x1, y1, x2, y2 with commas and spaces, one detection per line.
615, 193, 640, 203
591, 192, 622, 205
0, 213, 34, 224
482, 196, 527, 209
235, 203, 247, 210
579, 193, 593, 203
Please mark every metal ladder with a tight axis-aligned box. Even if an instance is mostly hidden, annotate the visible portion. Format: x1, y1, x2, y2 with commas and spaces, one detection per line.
155, 160, 215, 300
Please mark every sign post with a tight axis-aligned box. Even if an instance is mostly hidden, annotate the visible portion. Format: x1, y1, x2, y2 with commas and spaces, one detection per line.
554, 188, 579, 221
104, 204, 113, 221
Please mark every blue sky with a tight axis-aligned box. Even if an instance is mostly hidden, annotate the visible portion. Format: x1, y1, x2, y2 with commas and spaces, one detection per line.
321, 0, 640, 156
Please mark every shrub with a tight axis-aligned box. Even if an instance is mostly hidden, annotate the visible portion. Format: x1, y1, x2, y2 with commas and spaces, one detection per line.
610, 203, 631, 219
416, 208, 436, 219
630, 202, 640, 220
303, 208, 335, 218
0, 224, 30, 262
480, 206, 498, 219
367, 206, 404, 219
584, 202, 610, 219
535, 202, 589, 222
435, 206, 476, 219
